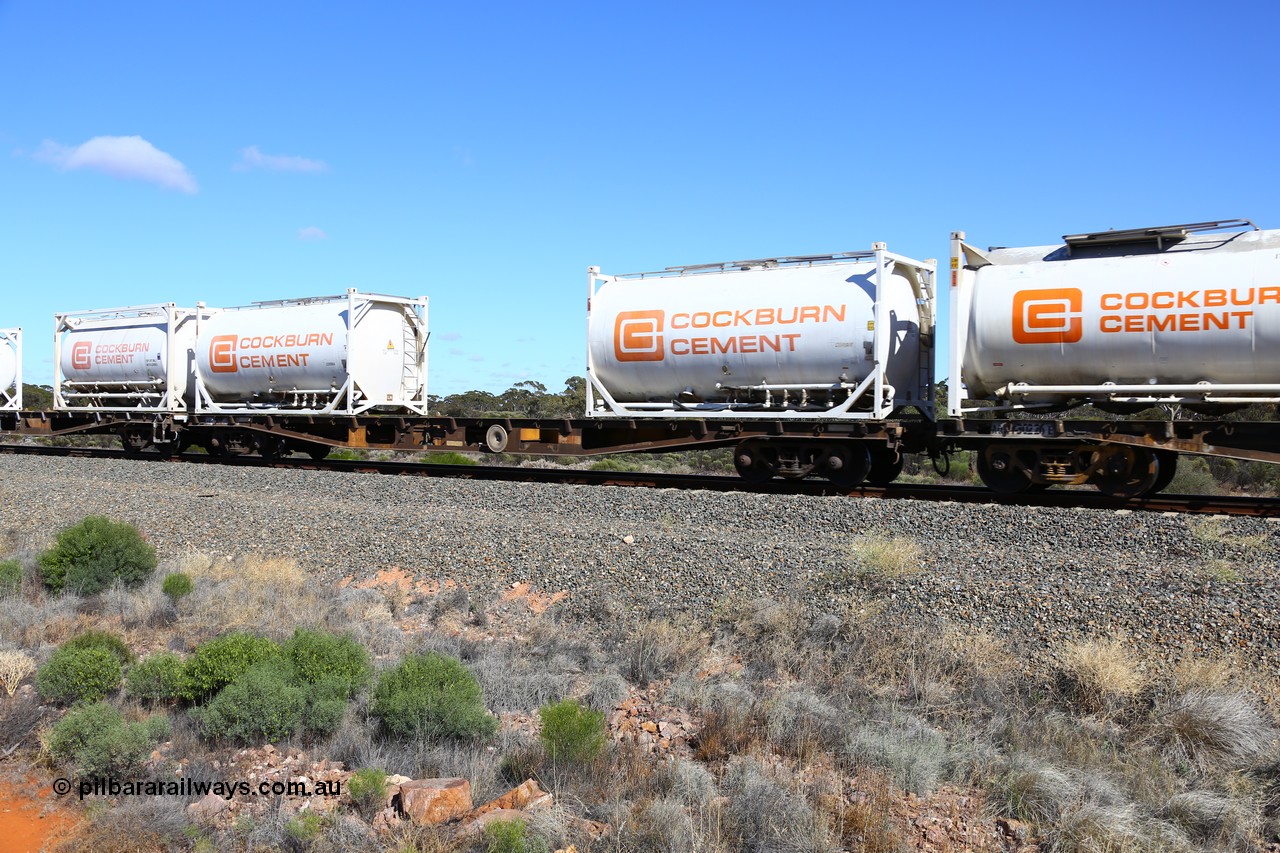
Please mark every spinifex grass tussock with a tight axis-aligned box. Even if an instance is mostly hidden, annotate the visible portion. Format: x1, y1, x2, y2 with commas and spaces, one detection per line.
845, 533, 922, 580
1154, 689, 1276, 773
1057, 637, 1148, 714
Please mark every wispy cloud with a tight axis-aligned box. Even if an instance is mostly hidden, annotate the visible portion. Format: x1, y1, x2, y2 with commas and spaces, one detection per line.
440, 332, 462, 342
236, 145, 329, 173
297, 226, 328, 241
34, 135, 197, 193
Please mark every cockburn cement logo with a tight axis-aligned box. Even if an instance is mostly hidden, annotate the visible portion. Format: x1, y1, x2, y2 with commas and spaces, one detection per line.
209, 333, 333, 373
1012, 288, 1083, 344
70, 341, 92, 370
613, 311, 665, 362
613, 304, 848, 362
1012, 286, 1280, 343
69, 340, 151, 370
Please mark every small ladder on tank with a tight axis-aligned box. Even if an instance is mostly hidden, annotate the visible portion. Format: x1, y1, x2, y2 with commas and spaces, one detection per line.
400, 309, 422, 401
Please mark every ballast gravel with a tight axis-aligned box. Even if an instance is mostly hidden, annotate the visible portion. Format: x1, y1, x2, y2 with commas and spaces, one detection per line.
0, 455, 1276, 670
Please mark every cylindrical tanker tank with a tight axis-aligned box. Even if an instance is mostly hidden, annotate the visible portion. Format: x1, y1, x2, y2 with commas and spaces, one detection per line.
587, 246, 935, 418
54, 305, 201, 412
193, 289, 428, 415
952, 223, 1280, 411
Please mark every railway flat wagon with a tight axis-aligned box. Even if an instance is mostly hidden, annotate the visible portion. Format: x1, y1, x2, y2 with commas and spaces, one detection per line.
949, 219, 1280, 496
586, 243, 936, 484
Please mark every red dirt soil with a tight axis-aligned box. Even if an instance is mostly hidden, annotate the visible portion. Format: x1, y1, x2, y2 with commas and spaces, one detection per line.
0, 778, 77, 853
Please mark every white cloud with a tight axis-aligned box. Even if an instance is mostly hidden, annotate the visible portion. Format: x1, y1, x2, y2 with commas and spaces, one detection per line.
236, 145, 329, 173
297, 226, 328, 241
34, 135, 197, 193
469, 355, 485, 362
448, 347, 465, 356
440, 331, 462, 341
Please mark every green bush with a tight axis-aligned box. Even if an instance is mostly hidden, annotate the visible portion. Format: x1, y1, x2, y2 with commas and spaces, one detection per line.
372, 652, 497, 741
126, 652, 186, 704
196, 660, 305, 744
36, 647, 122, 704
302, 675, 348, 737
47, 701, 164, 776
281, 628, 371, 697
161, 572, 193, 603
539, 698, 606, 763
485, 817, 547, 853
181, 633, 280, 702
347, 768, 389, 819
62, 630, 133, 666
38, 516, 158, 595
0, 558, 21, 596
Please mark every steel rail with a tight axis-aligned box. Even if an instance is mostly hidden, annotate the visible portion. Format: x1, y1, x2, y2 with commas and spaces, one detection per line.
1, 442, 1277, 517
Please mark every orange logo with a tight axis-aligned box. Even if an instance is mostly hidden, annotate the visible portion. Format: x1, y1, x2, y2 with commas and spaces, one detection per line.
209, 335, 238, 373
614, 311, 664, 362
1013, 288, 1083, 344
70, 341, 92, 370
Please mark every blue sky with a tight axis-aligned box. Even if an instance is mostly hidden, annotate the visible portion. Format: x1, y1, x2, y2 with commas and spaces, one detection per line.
3, 1, 1278, 396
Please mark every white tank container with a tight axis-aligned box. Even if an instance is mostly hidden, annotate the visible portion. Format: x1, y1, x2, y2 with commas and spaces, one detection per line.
954, 226, 1280, 409
194, 290, 428, 414
54, 305, 201, 412
0, 328, 18, 408
587, 246, 934, 419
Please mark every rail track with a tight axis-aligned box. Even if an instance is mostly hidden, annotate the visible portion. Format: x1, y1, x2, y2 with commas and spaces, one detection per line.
2, 441, 1277, 518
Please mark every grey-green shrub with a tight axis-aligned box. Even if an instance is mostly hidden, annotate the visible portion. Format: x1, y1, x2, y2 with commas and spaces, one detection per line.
281, 628, 371, 697
126, 652, 186, 704
38, 516, 158, 595
539, 698, 606, 763
47, 701, 164, 776
196, 659, 305, 744
0, 558, 21, 596
372, 652, 497, 740
61, 630, 133, 666
181, 633, 280, 702
36, 646, 122, 704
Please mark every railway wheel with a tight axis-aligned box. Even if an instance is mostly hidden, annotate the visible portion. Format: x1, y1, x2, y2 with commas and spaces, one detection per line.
484, 424, 509, 454
975, 445, 1034, 494
1091, 446, 1161, 498
823, 443, 871, 487
866, 448, 904, 485
733, 440, 774, 483
306, 444, 331, 461
1149, 451, 1179, 494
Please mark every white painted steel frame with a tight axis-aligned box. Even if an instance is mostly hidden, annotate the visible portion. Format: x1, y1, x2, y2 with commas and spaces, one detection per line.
948, 231, 1280, 415
54, 304, 202, 414
585, 245, 935, 421
192, 289, 429, 416
0, 328, 20, 410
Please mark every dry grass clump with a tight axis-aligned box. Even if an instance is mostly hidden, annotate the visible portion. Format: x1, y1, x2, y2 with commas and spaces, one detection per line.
997, 757, 1081, 823
844, 711, 954, 796
1050, 803, 1193, 853
765, 686, 843, 760
845, 533, 922, 580
0, 593, 87, 649
178, 553, 332, 642
1057, 637, 1148, 714
0, 693, 45, 755
622, 617, 708, 685
1163, 790, 1261, 848
1154, 689, 1276, 773
55, 795, 192, 853
720, 755, 838, 852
